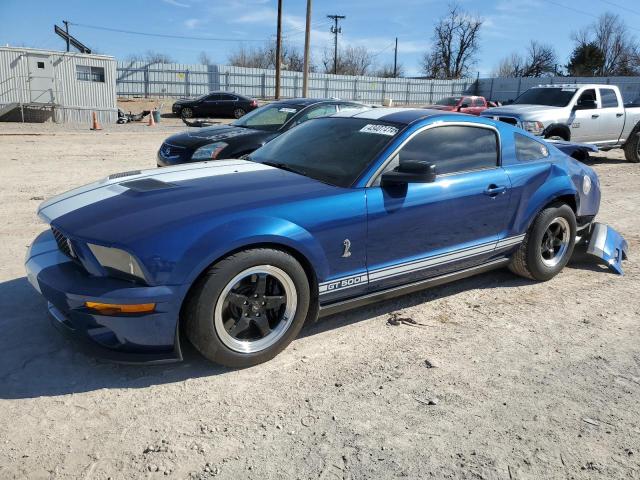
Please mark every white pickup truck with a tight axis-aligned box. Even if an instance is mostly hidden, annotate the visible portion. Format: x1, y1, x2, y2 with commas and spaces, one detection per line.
481, 84, 640, 162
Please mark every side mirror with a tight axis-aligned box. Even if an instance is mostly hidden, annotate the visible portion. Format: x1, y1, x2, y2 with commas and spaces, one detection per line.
381, 161, 436, 186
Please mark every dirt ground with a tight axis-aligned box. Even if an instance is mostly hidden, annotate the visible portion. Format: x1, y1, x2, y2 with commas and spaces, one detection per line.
0, 120, 639, 480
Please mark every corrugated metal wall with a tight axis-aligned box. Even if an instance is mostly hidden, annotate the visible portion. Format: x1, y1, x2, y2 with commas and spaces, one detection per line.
477, 76, 640, 102
116, 61, 474, 105
0, 47, 118, 124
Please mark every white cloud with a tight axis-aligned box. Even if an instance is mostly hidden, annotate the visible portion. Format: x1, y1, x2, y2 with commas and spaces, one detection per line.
184, 18, 201, 29
162, 0, 190, 8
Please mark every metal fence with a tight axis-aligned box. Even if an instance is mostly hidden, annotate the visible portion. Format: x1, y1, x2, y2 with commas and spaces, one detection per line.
116, 61, 475, 105
116, 61, 640, 105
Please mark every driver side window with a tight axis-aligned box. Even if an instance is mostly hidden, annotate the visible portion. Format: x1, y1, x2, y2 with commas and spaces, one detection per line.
379, 125, 499, 182
576, 89, 597, 109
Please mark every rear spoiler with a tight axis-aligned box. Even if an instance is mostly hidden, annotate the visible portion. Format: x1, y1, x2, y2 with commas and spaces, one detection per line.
546, 140, 598, 161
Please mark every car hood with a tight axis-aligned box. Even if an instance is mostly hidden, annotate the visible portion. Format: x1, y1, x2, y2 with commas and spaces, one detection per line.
39, 160, 342, 244
482, 104, 564, 117
164, 125, 270, 149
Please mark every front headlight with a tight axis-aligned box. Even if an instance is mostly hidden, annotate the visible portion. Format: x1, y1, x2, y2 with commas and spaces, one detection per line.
522, 121, 545, 136
88, 243, 146, 282
192, 142, 229, 161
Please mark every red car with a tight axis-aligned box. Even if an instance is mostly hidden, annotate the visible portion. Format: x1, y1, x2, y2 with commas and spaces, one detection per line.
424, 95, 488, 115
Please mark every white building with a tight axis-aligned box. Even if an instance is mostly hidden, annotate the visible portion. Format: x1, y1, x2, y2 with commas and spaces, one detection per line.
0, 46, 117, 124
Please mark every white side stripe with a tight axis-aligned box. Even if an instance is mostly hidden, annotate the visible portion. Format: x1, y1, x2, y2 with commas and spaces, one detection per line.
319, 235, 526, 295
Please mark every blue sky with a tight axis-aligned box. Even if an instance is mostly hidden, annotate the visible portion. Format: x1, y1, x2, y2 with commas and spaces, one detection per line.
1, 0, 639, 76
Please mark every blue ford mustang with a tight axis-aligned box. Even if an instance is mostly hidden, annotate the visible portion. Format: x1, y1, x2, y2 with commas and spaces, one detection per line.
25, 108, 627, 367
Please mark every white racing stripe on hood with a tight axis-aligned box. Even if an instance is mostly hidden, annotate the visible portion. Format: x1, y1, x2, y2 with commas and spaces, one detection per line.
38, 160, 273, 223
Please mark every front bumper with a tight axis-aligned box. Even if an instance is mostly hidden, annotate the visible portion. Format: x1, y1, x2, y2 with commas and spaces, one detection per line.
585, 222, 629, 275
25, 230, 184, 363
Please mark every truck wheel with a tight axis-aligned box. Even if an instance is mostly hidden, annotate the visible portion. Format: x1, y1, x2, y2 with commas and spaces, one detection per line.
623, 128, 640, 163
509, 204, 577, 281
184, 249, 311, 367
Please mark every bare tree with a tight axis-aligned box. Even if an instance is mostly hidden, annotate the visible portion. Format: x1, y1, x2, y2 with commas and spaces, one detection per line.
521, 41, 557, 77
322, 46, 374, 75
572, 13, 639, 75
198, 51, 214, 65
228, 41, 311, 72
493, 41, 557, 77
373, 62, 405, 78
493, 52, 525, 77
421, 3, 482, 79
144, 51, 175, 64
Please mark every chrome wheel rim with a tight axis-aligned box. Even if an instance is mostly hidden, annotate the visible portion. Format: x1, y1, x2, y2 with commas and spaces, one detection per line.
214, 265, 297, 353
234, 108, 245, 118
540, 217, 570, 267
181, 107, 193, 118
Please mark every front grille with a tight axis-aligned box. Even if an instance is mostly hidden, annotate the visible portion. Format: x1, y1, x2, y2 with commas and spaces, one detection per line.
51, 227, 76, 258
159, 142, 186, 160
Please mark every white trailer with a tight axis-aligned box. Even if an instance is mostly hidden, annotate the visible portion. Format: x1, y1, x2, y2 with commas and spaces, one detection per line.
0, 46, 117, 124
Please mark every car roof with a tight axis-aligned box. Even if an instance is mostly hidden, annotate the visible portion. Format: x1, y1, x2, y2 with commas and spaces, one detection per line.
273, 98, 361, 107
332, 107, 452, 125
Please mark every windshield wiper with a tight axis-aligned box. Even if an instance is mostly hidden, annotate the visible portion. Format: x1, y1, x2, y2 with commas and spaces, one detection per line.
261, 161, 309, 177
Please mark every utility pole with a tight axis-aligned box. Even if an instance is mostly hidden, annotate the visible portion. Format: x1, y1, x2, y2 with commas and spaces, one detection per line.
327, 14, 345, 74
63, 20, 70, 52
393, 37, 398, 77
302, 0, 312, 97
275, 0, 283, 99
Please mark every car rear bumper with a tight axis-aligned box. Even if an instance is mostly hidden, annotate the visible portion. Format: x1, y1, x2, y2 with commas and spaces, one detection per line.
25, 230, 183, 363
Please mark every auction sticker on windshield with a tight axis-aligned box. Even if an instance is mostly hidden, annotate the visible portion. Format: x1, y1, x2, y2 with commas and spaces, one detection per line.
359, 124, 398, 136
279, 108, 298, 113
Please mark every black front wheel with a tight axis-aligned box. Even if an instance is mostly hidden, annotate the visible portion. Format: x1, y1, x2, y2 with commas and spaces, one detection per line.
233, 108, 246, 119
184, 249, 311, 367
623, 128, 640, 163
181, 107, 194, 119
509, 204, 577, 281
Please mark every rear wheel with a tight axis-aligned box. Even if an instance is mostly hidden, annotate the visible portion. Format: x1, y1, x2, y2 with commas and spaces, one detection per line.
184, 249, 310, 367
623, 127, 640, 163
233, 108, 246, 119
509, 204, 577, 281
181, 107, 193, 119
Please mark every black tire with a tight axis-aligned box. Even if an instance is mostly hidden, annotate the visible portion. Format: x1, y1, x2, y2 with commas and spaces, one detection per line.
545, 135, 567, 141
509, 204, 577, 281
233, 108, 246, 119
181, 107, 193, 119
623, 127, 640, 163
184, 248, 311, 367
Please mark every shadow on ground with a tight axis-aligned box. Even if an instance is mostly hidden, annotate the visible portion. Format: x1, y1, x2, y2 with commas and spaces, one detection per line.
0, 254, 611, 400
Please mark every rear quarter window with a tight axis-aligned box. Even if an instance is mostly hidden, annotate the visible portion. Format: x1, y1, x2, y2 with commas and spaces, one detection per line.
514, 133, 549, 161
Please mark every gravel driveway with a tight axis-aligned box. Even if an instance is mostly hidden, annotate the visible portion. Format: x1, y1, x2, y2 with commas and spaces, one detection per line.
1, 122, 638, 479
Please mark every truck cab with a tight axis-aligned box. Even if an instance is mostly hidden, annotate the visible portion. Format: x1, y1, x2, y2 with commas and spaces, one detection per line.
481, 84, 640, 162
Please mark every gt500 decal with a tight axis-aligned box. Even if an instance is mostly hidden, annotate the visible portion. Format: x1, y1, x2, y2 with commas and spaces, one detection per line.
318, 274, 368, 294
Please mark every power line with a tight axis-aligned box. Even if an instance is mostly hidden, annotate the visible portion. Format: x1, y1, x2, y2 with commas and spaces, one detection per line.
540, 0, 640, 32
68, 22, 265, 42
597, 0, 640, 16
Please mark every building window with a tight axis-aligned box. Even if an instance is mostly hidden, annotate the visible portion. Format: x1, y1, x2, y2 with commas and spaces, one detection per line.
37, 61, 45, 69
76, 65, 105, 83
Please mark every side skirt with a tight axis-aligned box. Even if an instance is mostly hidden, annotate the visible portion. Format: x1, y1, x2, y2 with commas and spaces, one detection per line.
318, 258, 510, 318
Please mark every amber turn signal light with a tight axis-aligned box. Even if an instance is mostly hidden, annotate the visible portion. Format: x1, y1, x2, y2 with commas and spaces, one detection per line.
85, 302, 156, 315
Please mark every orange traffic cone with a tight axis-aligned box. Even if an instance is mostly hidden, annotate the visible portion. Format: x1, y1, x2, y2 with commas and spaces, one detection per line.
147, 108, 156, 127
90, 111, 102, 131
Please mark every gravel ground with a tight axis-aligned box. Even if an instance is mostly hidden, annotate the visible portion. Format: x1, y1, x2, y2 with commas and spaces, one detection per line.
0, 121, 639, 480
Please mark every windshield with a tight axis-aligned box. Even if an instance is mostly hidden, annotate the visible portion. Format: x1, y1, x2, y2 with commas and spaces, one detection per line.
232, 104, 302, 131
513, 87, 577, 107
248, 117, 401, 187
435, 96, 461, 106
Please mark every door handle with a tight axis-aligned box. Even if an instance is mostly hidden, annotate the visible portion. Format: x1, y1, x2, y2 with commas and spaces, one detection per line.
591, 114, 599, 119
484, 185, 507, 197
616, 113, 623, 117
